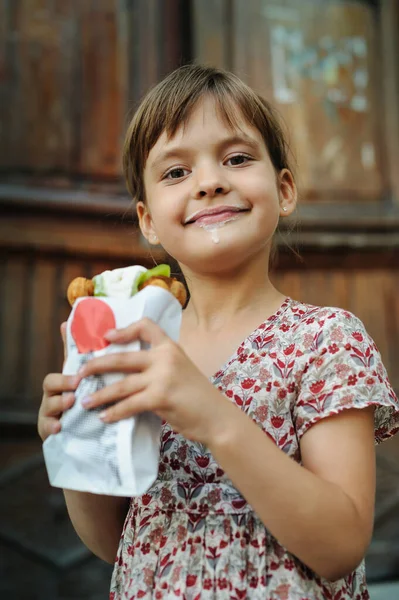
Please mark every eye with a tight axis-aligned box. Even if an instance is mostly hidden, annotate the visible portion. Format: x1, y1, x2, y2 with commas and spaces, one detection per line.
164, 167, 189, 180
225, 153, 253, 166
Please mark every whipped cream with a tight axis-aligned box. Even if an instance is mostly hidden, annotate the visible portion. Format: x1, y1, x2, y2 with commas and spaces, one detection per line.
93, 265, 147, 299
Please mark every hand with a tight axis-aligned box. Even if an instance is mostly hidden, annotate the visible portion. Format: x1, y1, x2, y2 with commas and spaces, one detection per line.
37, 322, 79, 441
77, 318, 233, 445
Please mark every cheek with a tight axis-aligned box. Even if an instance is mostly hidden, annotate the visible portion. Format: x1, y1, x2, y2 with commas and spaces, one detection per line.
145, 184, 180, 219
149, 204, 184, 241
151, 199, 180, 224
249, 178, 281, 229
248, 176, 280, 207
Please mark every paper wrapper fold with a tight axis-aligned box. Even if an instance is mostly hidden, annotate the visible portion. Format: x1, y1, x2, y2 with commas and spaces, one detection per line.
43, 286, 182, 496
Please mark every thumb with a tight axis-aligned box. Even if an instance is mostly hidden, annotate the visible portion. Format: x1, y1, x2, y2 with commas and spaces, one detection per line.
60, 322, 68, 363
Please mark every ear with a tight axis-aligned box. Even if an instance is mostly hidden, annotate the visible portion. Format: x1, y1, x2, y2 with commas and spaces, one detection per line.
278, 169, 297, 217
136, 202, 160, 245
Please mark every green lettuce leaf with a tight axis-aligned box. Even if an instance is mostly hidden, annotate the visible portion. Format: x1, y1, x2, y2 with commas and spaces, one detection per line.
92, 274, 107, 297
132, 264, 171, 295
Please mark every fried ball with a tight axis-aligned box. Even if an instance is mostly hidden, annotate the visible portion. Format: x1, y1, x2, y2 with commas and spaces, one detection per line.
139, 276, 187, 307
67, 277, 94, 307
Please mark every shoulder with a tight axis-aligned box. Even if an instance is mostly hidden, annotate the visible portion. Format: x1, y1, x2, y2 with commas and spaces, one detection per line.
287, 298, 360, 325
285, 300, 372, 343
281, 300, 383, 378
286, 301, 399, 443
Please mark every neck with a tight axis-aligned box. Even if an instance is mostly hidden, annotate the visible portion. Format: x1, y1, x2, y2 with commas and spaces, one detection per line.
180, 250, 284, 332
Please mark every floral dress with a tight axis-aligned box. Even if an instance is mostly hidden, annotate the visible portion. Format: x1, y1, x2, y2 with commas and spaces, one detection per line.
110, 298, 399, 599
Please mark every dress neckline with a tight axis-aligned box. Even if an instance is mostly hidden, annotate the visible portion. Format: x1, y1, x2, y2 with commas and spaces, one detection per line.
209, 296, 293, 382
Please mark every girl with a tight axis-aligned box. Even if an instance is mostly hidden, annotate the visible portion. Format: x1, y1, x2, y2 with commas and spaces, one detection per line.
38, 65, 399, 599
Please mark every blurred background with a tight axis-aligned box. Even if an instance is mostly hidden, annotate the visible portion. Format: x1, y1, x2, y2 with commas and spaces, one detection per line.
0, 0, 398, 598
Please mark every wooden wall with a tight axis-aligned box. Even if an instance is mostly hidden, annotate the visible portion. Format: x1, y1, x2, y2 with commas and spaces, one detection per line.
0, 0, 191, 422
193, 0, 399, 204
0, 0, 397, 420
0, 0, 190, 182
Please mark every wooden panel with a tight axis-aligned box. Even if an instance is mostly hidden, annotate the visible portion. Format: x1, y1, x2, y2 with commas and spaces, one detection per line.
348, 271, 390, 361
0, 0, 77, 172
0, 0, 125, 177
380, 0, 399, 203
194, 0, 384, 201
126, 0, 189, 103
0, 0, 187, 181
192, 0, 230, 68
273, 269, 302, 302
0, 256, 30, 404
0, 210, 164, 261
25, 259, 57, 409
77, 0, 123, 178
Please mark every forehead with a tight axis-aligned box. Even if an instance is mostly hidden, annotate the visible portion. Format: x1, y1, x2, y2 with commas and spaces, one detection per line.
147, 95, 263, 160
178, 95, 249, 129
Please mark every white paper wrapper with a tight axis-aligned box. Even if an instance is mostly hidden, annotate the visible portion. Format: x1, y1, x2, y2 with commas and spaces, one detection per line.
43, 285, 182, 496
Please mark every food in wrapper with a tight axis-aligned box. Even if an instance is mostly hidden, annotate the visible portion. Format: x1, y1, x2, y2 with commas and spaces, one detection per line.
67, 264, 187, 307
43, 265, 183, 496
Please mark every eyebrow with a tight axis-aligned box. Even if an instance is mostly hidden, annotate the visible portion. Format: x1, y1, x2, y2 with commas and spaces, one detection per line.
149, 133, 261, 172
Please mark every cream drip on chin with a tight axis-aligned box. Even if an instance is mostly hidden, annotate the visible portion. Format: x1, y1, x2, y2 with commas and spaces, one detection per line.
197, 215, 239, 244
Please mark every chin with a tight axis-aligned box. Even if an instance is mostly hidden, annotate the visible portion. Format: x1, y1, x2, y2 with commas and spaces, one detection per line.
178, 244, 262, 275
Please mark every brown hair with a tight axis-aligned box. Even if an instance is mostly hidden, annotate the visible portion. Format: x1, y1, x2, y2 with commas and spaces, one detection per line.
123, 64, 295, 204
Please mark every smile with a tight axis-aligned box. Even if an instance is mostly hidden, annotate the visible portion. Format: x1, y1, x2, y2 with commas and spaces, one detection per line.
184, 205, 249, 226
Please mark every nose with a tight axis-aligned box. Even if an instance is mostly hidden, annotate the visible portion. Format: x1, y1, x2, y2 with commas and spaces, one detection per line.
192, 164, 230, 199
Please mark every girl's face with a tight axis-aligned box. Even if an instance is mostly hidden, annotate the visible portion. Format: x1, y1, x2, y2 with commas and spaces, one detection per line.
138, 96, 296, 274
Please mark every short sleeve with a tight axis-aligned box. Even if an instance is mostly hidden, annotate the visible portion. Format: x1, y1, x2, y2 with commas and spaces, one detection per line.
293, 309, 399, 443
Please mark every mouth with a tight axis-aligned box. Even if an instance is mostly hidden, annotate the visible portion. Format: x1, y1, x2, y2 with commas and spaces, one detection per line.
184, 206, 249, 226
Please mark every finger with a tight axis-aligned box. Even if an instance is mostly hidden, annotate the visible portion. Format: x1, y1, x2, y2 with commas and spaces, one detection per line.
43, 372, 80, 395
78, 350, 150, 379
81, 373, 147, 410
41, 392, 75, 417
99, 390, 155, 423
39, 417, 62, 441
38, 393, 75, 441
104, 317, 168, 347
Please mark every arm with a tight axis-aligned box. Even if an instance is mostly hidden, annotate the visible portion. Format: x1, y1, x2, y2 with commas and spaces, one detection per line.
63, 490, 130, 564
207, 402, 376, 581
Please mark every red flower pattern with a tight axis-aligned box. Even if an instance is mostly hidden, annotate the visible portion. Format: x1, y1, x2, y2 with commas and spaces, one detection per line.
195, 455, 210, 469
110, 300, 398, 599
242, 377, 256, 389
271, 415, 284, 429
284, 343, 295, 355
348, 375, 358, 386
310, 380, 326, 394
352, 331, 364, 342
